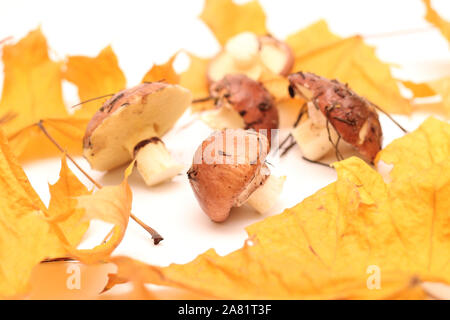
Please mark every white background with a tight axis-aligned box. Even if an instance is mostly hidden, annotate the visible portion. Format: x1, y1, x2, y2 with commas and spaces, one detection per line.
0, 0, 449, 267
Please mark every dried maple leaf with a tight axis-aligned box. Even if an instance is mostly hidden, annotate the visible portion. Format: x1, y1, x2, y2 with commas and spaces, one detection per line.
142, 54, 180, 84
404, 78, 450, 117
0, 112, 16, 125
200, 0, 267, 46
0, 128, 133, 297
423, 0, 450, 43
7, 118, 89, 161
0, 30, 126, 160
427, 77, 450, 115
29, 261, 116, 299
0, 29, 69, 158
376, 117, 450, 181
179, 53, 214, 111
50, 162, 133, 264
46, 155, 91, 245
105, 118, 450, 299
0, 29, 67, 133
102, 256, 213, 300
64, 46, 126, 117
258, 68, 291, 101
0, 132, 81, 297
286, 20, 412, 114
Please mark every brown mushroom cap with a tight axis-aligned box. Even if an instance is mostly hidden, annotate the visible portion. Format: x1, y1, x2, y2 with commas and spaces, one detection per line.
83, 82, 192, 171
188, 129, 270, 222
210, 74, 279, 143
288, 72, 382, 161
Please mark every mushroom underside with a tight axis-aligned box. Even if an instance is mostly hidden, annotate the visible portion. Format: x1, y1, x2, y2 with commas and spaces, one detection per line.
84, 85, 191, 171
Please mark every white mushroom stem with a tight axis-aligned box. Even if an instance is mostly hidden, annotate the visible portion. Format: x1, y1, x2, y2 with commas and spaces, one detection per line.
200, 105, 245, 130
225, 32, 260, 69
259, 38, 290, 75
291, 102, 338, 161
208, 32, 293, 82
133, 139, 183, 186
246, 175, 286, 214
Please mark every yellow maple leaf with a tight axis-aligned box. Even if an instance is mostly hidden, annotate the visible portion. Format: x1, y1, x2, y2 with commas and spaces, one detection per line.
179, 53, 214, 111
47, 155, 91, 245
0, 128, 133, 297
0, 131, 78, 297
200, 0, 267, 46
101, 256, 216, 300
376, 117, 450, 181
105, 117, 450, 299
286, 20, 412, 114
50, 162, 133, 264
29, 261, 116, 300
142, 54, 180, 84
0, 29, 67, 137
404, 78, 450, 117
7, 118, 89, 161
423, 0, 450, 43
427, 77, 450, 115
64, 46, 126, 117
0, 31, 126, 161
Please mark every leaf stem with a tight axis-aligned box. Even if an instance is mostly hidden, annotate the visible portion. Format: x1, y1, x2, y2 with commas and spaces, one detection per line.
192, 96, 214, 103
368, 102, 408, 133
37, 120, 101, 188
41, 257, 76, 263
302, 156, 331, 168
0, 112, 17, 125
36, 120, 164, 244
70, 93, 115, 109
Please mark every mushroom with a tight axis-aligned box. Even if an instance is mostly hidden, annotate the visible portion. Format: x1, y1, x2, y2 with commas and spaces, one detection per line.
187, 129, 285, 222
83, 82, 192, 186
287, 72, 382, 162
207, 32, 294, 83
201, 74, 279, 144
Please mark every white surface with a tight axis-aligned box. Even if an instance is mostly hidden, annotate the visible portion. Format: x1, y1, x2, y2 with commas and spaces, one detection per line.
0, 0, 449, 266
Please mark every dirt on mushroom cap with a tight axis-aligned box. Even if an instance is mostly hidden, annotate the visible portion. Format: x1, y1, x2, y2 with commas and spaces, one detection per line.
83, 82, 167, 148
188, 129, 270, 222
288, 72, 382, 161
83, 82, 191, 171
210, 74, 279, 143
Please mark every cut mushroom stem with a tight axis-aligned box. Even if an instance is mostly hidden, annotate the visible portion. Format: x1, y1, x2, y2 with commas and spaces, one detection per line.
246, 174, 286, 214
133, 138, 184, 186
